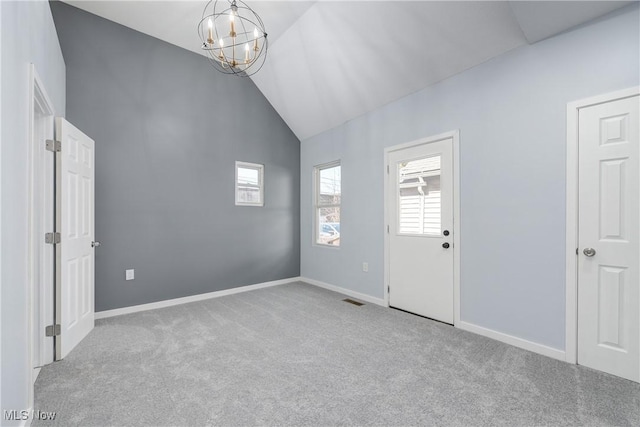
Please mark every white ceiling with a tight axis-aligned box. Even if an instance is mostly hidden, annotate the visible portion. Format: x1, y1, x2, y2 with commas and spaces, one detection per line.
62, 0, 633, 140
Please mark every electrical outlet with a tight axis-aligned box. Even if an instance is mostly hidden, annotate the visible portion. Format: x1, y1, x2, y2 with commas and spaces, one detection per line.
362, 262, 369, 272
125, 269, 135, 281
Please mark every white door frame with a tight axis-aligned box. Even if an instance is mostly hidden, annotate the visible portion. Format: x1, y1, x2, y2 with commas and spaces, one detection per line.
0, 1, 3, 414
28, 64, 55, 400
565, 86, 640, 364
383, 130, 461, 325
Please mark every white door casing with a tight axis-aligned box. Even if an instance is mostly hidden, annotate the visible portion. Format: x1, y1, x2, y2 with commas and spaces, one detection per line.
576, 95, 639, 382
387, 135, 455, 324
29, 66, 56, 373
28, 64, 56, 420
55, 117, 95, 360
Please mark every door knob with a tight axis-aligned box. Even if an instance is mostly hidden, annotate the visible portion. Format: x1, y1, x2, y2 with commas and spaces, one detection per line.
442, 242, 450, 249
91, 241, 101, 248
583, 247, 596, 257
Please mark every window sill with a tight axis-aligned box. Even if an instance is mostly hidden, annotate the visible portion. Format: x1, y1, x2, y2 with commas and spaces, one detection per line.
235, 202, 264, 207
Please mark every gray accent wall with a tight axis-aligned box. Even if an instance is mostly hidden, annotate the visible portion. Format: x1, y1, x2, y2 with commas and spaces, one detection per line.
300, 4, 639, 351
1, 0, 66, 421
50, 2, 300, 312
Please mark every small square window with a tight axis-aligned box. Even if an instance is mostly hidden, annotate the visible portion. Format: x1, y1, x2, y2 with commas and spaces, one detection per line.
235, 161, 264, 206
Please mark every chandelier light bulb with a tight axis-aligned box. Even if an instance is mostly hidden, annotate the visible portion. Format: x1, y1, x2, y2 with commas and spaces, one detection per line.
253, 27, 259, 51
244, 43, 250, 63
229, 12, 236, 37
207, 18, 213, 44
218, 37, 226, 67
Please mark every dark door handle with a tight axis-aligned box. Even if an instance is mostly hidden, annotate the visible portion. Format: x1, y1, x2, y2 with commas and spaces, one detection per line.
442, 242, 450, 249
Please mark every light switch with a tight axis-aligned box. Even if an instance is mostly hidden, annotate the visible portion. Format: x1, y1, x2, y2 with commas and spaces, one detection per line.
126, 269, 135, 281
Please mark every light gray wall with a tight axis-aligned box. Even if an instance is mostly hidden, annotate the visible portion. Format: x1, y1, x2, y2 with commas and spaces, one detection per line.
300, 4, 639, 351
1, 0, 66, 421
50, 2, 300, 312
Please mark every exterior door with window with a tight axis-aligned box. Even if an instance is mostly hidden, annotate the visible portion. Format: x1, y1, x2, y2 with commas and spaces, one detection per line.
388, 137, 454, 323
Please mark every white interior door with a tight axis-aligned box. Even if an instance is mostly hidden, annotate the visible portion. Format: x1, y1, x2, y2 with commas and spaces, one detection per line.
388, 137, 454, 323
55, 117, 95, 360
577, 95, 639, 382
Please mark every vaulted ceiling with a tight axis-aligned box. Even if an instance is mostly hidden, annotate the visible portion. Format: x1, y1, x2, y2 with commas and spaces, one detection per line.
62, 1, 633, 140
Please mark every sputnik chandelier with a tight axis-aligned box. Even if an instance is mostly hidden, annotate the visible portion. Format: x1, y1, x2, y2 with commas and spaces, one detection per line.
198, 0, 268, 77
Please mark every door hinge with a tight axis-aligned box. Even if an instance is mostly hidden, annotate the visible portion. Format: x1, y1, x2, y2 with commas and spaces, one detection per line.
387, 225, 390, 233
387, 165, 389, 174
45, 232, 61, 244
387, 285, 390, 294
576, 248, 579, 255
45, 139, 61, 152
45, 324, 61, 337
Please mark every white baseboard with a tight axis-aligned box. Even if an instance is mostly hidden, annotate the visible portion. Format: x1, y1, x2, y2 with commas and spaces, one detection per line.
457, 320, 566, 361
299, 277, 386, 307
95, 277, 301, 319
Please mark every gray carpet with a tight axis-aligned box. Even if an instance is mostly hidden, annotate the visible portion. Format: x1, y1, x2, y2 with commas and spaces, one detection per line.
33, 282, 639, 426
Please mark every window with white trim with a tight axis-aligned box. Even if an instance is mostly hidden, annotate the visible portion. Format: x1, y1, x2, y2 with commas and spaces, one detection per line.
235, 161, 264, 206
314, 161, 341, 246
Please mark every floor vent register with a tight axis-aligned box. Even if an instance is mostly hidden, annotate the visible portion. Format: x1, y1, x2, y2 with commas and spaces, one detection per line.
342, 298, 364, 306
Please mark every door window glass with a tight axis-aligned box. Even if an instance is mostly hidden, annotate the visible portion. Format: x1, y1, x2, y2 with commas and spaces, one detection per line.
398, 155, 441, 235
